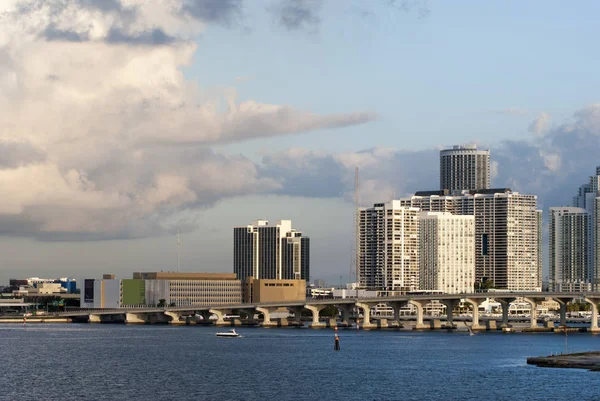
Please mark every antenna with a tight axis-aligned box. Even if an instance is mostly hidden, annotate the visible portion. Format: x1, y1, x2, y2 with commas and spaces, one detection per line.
355, 167, 360, 298
177, 230, 180, 273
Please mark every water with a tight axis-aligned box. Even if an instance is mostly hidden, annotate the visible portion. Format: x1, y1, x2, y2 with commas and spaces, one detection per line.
1, 324, 599, 401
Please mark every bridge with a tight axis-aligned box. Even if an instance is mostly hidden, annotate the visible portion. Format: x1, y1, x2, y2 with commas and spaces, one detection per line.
54, 292, 600, 331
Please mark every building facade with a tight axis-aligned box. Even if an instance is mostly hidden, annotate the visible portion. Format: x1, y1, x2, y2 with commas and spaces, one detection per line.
401, 188, 541, 291
233, 220, 309, 281
549, 207, 592, 292
358, 201, 420, 292
242, 278, 306, 303
419, 212, 475, 294
439, 144, 490, 192
81, 273, 242, 308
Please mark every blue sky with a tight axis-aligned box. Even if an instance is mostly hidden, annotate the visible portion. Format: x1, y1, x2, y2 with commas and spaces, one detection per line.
1, 0, 600, 285
198, 0, 600, 155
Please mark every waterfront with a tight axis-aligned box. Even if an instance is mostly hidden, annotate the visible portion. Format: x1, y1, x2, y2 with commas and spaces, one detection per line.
1, 325, 599, 401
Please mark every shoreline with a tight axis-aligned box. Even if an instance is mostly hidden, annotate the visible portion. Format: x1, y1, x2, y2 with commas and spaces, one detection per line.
527, 352, 600, 371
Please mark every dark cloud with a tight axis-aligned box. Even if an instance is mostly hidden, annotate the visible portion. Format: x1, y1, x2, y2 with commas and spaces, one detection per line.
106, 28, 177, 46
43, 24, 89, 42
42, 23, 176, 46
269, 0, 323, 31
181, 0, 243, 25
387, 0, 430, 19
0, 141, 46, 168
77, 0, 124, 12
269, 0, 429, 32
261, 151, 345, 198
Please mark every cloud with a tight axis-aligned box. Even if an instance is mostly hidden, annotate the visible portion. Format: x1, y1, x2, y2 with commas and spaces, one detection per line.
269, 0, 323, 32
181, 0, 243, 25
529, 112, 550, 136
259, 104, 600, 212
261, 147, 438, 205
387, 0, 430, 19
268, 0, 429, 32
0, 0, 375, 240
0, 140, 46, 168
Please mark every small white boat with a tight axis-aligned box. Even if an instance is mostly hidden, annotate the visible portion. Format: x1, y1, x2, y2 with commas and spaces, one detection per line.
216, 329, 240, 338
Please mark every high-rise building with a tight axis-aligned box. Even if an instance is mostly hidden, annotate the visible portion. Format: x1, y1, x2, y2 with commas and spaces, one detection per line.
594, 198, 600, 291
419, 212, 475, 294
549, 207, 592, 292
440, 145, 490, 192
401, 188, 541, 291
233, 220, 309, 281
358, 202, 420, 291
537, 209, 543, 290
573, 166, 600, 208
550, 166, 600, 291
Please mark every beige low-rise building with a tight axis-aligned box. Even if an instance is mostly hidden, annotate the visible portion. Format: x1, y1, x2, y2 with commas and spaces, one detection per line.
243, 278, 306, 303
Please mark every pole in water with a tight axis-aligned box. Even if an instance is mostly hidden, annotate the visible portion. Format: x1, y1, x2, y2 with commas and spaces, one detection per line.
23, 316, 26, 327
334, 335, 340, 351
564, 324, 568, 354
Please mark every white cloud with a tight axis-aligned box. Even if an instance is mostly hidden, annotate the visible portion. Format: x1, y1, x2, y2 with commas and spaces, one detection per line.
529, 112, 551, 137
0, 0, 375, 239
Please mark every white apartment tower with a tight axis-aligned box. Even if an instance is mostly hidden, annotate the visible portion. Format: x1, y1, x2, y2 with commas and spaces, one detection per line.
358, 202, 419, 292
233, 220, 310, 281
401, 188, 541, 291
440, 145, 490, 193
549, 207, 592, 292
419, 212, 475, 294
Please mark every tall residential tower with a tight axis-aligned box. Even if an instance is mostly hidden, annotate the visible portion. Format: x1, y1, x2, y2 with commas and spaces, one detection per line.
440, 145, 490, 193
358, 202, 420, 292
549, 207, 592, 292
419, 212, 475, 294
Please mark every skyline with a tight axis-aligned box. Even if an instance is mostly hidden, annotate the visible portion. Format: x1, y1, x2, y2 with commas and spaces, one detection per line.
1, 1, 600, 284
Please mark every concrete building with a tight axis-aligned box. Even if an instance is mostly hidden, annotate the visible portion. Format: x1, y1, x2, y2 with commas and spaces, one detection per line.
81, 273, 242, 308
29, 283, 67, 295
233, 220, 309, 281
419, 212, 475, 294
9, 277, 77, 294
358, 201, 420, 292
400, 188, 541, 291
549, 207, 592, 292
243, 278, 306, 303
439, 144, 490, 192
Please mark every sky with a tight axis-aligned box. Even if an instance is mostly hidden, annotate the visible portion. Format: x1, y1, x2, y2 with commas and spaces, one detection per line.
1, 0, 600, 285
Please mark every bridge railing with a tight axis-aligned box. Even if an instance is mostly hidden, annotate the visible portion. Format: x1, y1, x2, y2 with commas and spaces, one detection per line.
52, 291, 600, 316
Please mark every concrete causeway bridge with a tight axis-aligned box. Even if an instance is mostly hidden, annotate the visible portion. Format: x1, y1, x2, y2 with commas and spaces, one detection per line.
55, 292, 600, 331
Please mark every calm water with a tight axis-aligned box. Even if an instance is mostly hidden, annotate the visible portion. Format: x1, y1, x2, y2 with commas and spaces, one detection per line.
1, 324, 599, 401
